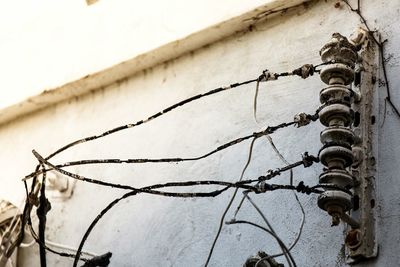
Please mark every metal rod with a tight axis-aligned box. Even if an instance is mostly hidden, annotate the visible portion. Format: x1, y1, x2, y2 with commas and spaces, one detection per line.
341, 213, 360, 229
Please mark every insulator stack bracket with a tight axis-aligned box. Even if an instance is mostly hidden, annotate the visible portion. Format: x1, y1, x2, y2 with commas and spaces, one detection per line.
317, 31, 378, 263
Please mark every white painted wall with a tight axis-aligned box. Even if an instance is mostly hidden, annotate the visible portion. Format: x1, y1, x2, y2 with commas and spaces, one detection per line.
0, 0, 399, 266
0, 0, 271, 109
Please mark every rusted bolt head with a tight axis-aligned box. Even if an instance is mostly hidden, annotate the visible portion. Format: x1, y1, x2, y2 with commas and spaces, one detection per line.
345, 229, 362, 250
327, 205, 343, 226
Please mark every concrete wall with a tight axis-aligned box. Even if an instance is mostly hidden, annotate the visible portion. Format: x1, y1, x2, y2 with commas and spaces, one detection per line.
0, 0, 399, 266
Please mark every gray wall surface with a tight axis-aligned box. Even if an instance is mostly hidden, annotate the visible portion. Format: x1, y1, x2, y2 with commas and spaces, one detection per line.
0, 0, 399, 266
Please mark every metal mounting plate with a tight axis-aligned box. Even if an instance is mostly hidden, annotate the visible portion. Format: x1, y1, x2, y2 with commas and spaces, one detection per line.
346, 34, 378, 263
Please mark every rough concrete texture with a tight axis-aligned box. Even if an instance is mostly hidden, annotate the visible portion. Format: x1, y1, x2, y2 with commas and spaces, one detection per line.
0, 0, 399, 266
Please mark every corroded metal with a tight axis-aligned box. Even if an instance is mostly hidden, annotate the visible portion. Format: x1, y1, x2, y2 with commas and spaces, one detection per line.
346, 31, 378, 262
243, 251, 284, 267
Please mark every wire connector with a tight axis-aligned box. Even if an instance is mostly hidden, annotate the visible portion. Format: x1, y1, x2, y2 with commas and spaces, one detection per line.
258, 70, 278, 82
295, 181, 313, 195
292, 64, 315, 79
302, 152, 319, 167
243, 251, 284, 267
81, 252, 112, 267
255, 182, 273, 193
254, 181, 319, 195
294, 112, 310, 127
294, 112, 318, 127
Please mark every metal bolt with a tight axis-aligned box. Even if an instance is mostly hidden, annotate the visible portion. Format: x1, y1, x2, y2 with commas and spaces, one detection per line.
345, 229, 362, 250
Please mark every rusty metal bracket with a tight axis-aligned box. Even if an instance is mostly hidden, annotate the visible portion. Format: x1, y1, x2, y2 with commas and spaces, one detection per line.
345, 33, 378, 263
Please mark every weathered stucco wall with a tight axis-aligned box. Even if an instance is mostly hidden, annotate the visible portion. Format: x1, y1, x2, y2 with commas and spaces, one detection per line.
0, 0, 399, 266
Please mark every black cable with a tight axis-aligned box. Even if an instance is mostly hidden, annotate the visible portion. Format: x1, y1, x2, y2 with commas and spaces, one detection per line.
72, 184, 247, 266
70, 181, 320, 265
256, 181, 322, 194
263, 135, 306, 262
24, 117, 307, 180
203, 150, 318, 265
20, 167, 92, 263
204, 137, 258, 267
32, 147, 321, 196
41, 63, 320, 163
81, 252, 112, 267
72, 191, 135, 266
23, 62, 323, 266
21, 180, 90, 262
34, 150, 263, 197
36, 165, 49, 267
45, 78, 259, 161
28, 223, 90, 262
8, 166, 42, 257
226, 220, 296, 267
233, 181, 307, 262
20, 60, 325, 265
245, 194, 292, 267
14, 71, 272, 262
30, 142, 325, 267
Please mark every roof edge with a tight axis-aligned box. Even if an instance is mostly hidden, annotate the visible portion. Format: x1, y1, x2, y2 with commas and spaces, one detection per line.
0, 0, 310, 125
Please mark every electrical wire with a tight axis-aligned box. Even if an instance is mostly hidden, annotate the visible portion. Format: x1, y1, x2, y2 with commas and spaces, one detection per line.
24, 115, 314, 180
225, 220, 296, 267
45, 77, 258, 161
20, 235, 97, 257
19, 73, 265, 261
74, 137, 259, 267
204, 137, 258, 267
265, 136, 292, 184
70, 181, 320, 267
40, 63, 321, 165
30, 146, 322, 267
232, 135, 307, 266
18, 175, 92, 263
259, 135, 306, 266
231, 185, 303, 265
253, 79, 262, 123
252, 64, 319, 124
37, 165, 48, 267
27, 223, 90, 263
33, 151, 260, 195
70, 177, 322, 265
254, 191, 305, 267
203, 142, 319, 266
249, 192, 305, 266
18, 239, 35, 248
3, 173, 97, 266
21, 62, 331, 266
36, 146, 336, 194
7, 169, 42, 260
245, 194, 294, 267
